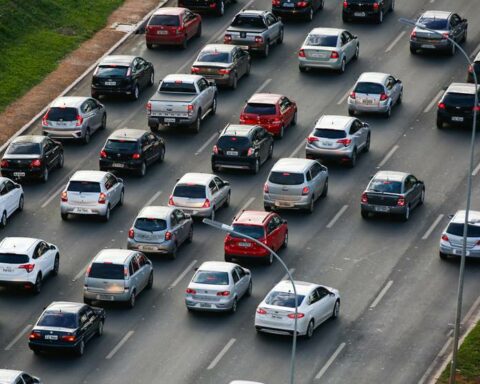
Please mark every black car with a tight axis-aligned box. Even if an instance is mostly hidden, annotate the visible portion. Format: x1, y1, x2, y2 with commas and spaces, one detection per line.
342, 0, 394, 24
211, 124, 274, 174
91, 55, 155, 100
29, 301, 105, 356
467, 52, 480, 83
99, 129, 165, 177
1, 136, 63, 183
437, 83, 480, 129
361, 171, 425, 221
272, 0, 324, 21
178, 0, 234, 16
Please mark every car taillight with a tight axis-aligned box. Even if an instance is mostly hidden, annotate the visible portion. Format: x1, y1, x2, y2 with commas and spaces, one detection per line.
343, 0, 348, 8
473, 106, 480, 112
410, 31, 417, 39
272, 0, 280, 5
287, 313, 305, 319
42, 112, 49, 126
219, 69, 230, 75
302, 186, 310, 195
298, 49, 306, 58
132, 153, 141, 160
186, 288, 196, 294
191, 67, 200, 74
187, 104, 194, 115
441, 234, 449, 242
75, 115, 83, 127
442, 32, 449, 39
468, 65, 473, 73
373, 2, 379, 10
165, 231, 172, 240
217, 291, 230, 296
247, 148, 255, 156
263, 183, 269, 193
255, 36, 264, 44
128, 228, 134, 239
438, 102, 446, 110
361, 192, 368, 204
336, 138, 352, 146
297, 1, 308, 5
29, 332, 42, 340
350, 91, 356, 99
307, 136, 319, 143
86, 265, 92, 276
18, 264, 35, 273
100, 150, 107, 158
124, 267, 129, 278
330, 51, 339, 59
379, 93, 388, 101
257, 308, 267, 315
30, 159, 42, 167
202, 199, 211, 208
0, 159, 8, 168
212, 145, 219, 155
224, 34, 232, 43
209, 3, 216, 8
61, 335, 77, 342
126, 67, 132, 77
397, 197, 405, 207
177, 26, 186, 35
169, 195, 174, 205
146, 102, 152, 115
61, 191, 68, 202
98, 192, 107, 204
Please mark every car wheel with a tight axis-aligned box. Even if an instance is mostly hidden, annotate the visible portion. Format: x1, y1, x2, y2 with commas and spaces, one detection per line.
127, 290, 136, 309
83, 297, 93, 305
148, 71, 154, 86
267, 143, 274, 159
305, 320, 315, 339
150, 123, 160, 133
61, 212, 69, 221
196, 23, 202, 38
97, 320, 104, 336
191, 113, 201, 133
118, 189, 124, 207
158, 146, 165, 163
342, 14, 350, 23
246, 61, 251, 76
231, 74, 238, 89
0, 211, 6, 228
277, 28, 284, 44
246, 280, 252, 297
384, 105, 392, 118
138, 161, 147, 177
419, 188, 425, 205
339, 58, 346, 74
230, 297, 238, 313
263, 42, 270, 57
348, 108, 355, 116
186, 225, 194, 243
170, 243, 178, 260
321, 179, 328, 197
41, 167, 49, 183
306, 197, 315, 214
18, 195, 24, 211
210, 208, 215, 221
52, 254, 60, 276
332, 300, 340, 318
56, 151, 65, 169
210, 96, 217, 115
449, 42, 456, 56
216, 0, 225, 16
252, 158, 260, 174
146, 272, 153, 289
33, 273, 42, 294
354, 44, 360, 60
376, 10, 383, 24
76, 340, 85, 356
462, 30, 467, 43
264, 204, 271, 212
397, 90, 403, 105
102, 205, 111, 222
364, 134, 371, 153
409, 45, 417, 54
436, 118, 444, 129
439, 251, 448, 260
211, 163, 219, 172
319, 0, 324, 9
282, 231, 288, 248
181, 35, 188, 49
224, 192, 230, 208
299, 65, 307, 73
361, 210, 369, 219
306, 7, 314, 21
401, 205, 410, 222
83, 129, 91, 145
224, 254, 232, 262
131, 84, 139, 100
146, 42, 153, 49
277, 125, 285, 139
349, 149, 357, 168
265, 252, 273, 265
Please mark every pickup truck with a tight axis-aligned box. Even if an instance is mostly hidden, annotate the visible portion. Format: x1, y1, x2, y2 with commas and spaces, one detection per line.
147, 74, 217, 133
224, 10, 284, 57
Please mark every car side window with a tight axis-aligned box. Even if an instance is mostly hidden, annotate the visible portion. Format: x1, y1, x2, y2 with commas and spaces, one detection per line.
170, 213, 178, 227
14, 378, 23, 384
279, 98, 289, 113
450, 15, 459, 27
21, 374, 36, 384
306, 170, 312, 182
213, 177, 225, 189
309, 289, 320, 304
405, 176, 416, 191
267, 218, 276, 234
386, 77, 394, 90
0, 183, 6, 196
232, 269, 240, 283
85, 307, 94, 319
235, 267, 246, 279
131, 257, 140, 274
104, 177, 112, 191
311, 163, 322, 178
174, 209, 185, 222
266, 14, 276, 26
198, 78, 209, 92
316, 287, 329, 299
134, 254, 145, 268
4, 180, 15, 193
148, 133, 157, 143
341, 32, 348, 45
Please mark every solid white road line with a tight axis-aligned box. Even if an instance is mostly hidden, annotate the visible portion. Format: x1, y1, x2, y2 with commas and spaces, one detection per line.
207, 338, 236, 370
254, 78, 272, 94
238, 197, 256, 213
195, 133, 218, 156
289, 140, 305, 158
281, 268, 295, 281
423, 90, 444, 113
370, 280, 393, 309
144, 190, 162, 207
5, 324, 32, 351
73, 261, 92, 282
326, 205, 349, 229
471, 42, 480, 59
169, 259, 198, 289
315, 342, 346, 380
377, 145, 399, 168
472, 161, 480, 176
421, 214, 444, 240
105, 330, 134, 360
337, 88, 352, 105
385, 31, 406, 53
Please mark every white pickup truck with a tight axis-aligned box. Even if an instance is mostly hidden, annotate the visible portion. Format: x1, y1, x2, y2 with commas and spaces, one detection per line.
147, 74, 217, 133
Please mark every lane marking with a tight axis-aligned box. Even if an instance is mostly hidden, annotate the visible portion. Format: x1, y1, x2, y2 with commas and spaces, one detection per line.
289, 140, 305, 158
377, 145, 399, 168
5, 324, 32, 351
370, 280, 393, 309
421, 214, 444, 240
385, 31, 406, 53
238, 197, 255, 213
315, 342, 346, 380
105, 330, 134, 360
169, 259, 198, 289
282, 268, 295, 281
471, 42, 480, 58
207, 338, 236, 370
472, 161, 480, 176
144, 190, 163, 207
253, 78, 272, 94
73, 261, 92, 282
195, 133, 218, 156
423, 90, 443, 113
326, 205, 349, 229
337, 88, 352, 105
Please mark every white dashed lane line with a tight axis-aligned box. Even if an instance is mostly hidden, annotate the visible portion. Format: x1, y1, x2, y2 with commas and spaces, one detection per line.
253, 78, 272, 94
472, 161, 480, 176
73, 261, 92, 282
207, 338, 236, 370
337, 88, 352, 105
421, 214, 444, 240
369, 280, 393, 309
289, 140, 305, 158
195, 133, 218, 156
144, 190, 162, 207
281, 268, 295, 281
315, 342, 346, 380
385, 31, 406, 53
4, 324, 32, 351
105, 330, 135, 360
377, 145, 399, 168
169, 259, 198, 289
326, 205, 349, 229
423, 90, 444, 113
238, 197, 256, 213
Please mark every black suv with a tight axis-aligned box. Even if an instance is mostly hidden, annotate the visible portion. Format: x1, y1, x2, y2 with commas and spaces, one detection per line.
342, 0, 394, 24
178, 0, 234, 16
99, 129, 165, 177
211, 124, 274, 174
91, 55, 154, 100
1, 136, 63, 183
272, 0, 324, 21
437, 83, 480, 129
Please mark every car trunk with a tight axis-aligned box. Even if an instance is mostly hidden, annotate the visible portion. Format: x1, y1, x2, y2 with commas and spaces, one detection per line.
365, 192, 400, 206
227, 27, 265, 43
103, 140, 138, 161
217, 136, 250, 156
267, 172, 305, 202
86, 262, 126, 293
309, 128, 347, 150
303, 46, 335, 61
133, 217, 168, 243
172, 184, 207, 208
2, 154, 40, 169
45, 107, 78, 128
0, 253, 30, 281
443, 93, 476, 116
193, 62, 231, 79
146, 14, 181, 37
189, 282, 226, 302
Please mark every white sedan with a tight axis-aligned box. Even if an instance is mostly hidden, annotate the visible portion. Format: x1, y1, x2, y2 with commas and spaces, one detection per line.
0, 177, 24, 227
255, 280, 340, 338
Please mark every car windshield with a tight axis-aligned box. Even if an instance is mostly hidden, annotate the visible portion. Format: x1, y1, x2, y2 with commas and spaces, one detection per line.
148, 14, 180, 26
269, 171, 304, 185
244, 103, 276, 115
7, 142, 41, 155
38, 312, 77, 328
354, 82, 384, 94
217, 136, 250, 149
446, 223, 480, 237
306, 34, 338, 47
231, 15, 266, 29
0, 253, 29, 264
231, 224, 265, 239
173, 184, 206, 198
105, 140, 138, 153
67, 181, 101, 193
89, 263, 124, 280
369, 179, 402, 194
418, 17, 448, 30
193, 271, 229, 285
96, 65, 129, 78
313, 128, 346, 139
265, 291, 305, 308
159, 82, 196, 93
135, 218, 167, 232
197, 51, 230, 63
46, 107, 77, 121
444, 93, 476, 107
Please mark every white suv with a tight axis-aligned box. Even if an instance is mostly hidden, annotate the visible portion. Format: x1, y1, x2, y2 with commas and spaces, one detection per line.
0, 177, 24, 228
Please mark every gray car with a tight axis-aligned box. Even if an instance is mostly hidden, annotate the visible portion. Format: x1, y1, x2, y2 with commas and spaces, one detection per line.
185, 261, 252, 313
42, 96, 106, 144
263, 158, 328, 213
83, 249, 153, 308
127, 206, 193, 259
439, 210, 480, 260
305, 115, 370, 167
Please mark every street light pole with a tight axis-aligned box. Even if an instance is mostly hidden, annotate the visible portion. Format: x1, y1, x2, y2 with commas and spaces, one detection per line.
202, 218, 298, 384
399, 18, 478, 384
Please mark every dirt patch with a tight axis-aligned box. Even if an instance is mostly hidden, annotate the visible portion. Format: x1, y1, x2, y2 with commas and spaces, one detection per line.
0, 0, 161, 145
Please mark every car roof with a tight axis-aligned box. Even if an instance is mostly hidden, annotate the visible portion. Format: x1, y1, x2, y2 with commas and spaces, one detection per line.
0, 237, 39, 254
163, 74, 202, 83
315, 115, 354, 131
99, 55, 136, 66
46, 301, 85, 313
198, 261, 236, 272
11, 135, 45, 144
138, 205, 174, 219
93, 249, 135, 264
177, 172, 215, 185
70, 170, 107, 183
309, 27, 343, 36
234, 210, 271, 225
273, 280, 317, 295
357, 72, 390, 84
373, 170, 408, 182
108, 128, 146, 141
201, 44, 235, 53
421, 10, 451, 19
152, 6, 185, 15
452, 210, 480, 225
248, 93, 282, 104
446, 82, 479, 95
271, 158, 316, 173
0, 370, 22, 382
222, 124, 256, 137
50, 96, 89, 108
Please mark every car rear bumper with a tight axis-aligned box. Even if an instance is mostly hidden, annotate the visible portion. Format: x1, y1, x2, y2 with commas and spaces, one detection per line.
224, 249, 270, 258
437, 110, 477, 126
146, 34, 185, 45
439, 244, 480, 258
263, 194, 311, 210
148, 116, 194, 128
348, 99, 390, 113
305, 145, 353, 160
254, 317, 308, 335
83, 290, 131, 302
272, 6, 311, 17
211, 155, 255, 170
0, 279, 36, 288
1, 168, 44, 180
99, 159, 143, 172
299, 57, 343, 70
342, 9, 380, 19
185, 297, 235, 311
61, 203, 108, 216
227, 39, 265, 52
127, 239, 174, 254
361, 203, 405, 215
410, 40, 450, 51
91, 85, 133, 96
172, 206, 213, 218
29, 340, 81, 351
43, 127, 84, 139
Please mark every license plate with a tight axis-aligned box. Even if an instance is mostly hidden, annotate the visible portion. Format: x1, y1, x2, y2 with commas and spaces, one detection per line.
164, 118, 176, 123
44, 335, 58, 340
97, 294, 114, 301
374, 206, 389, 212
271, 314, 282, 319
276, 201, 294, 207
362, 99, 374, 105
354, 12, 366, 16
240, 32, 246, 38
157, 30, 168, 35
322, 141, 333, 147
452, 116, 464, 122
13, 172, 25, 177
283, 2, 294, 7
112, 163, 124, 168
311, 53, 326, 58
73, 207, 92, 214
2, 267, 13, 273
226, 151, 238, 156
239, 242, 251, 247
104, 81, 116, 86
453, 249, 470, 256
200, 303, 212, 308
140, 245, 156, 251
421, 44, 435, 49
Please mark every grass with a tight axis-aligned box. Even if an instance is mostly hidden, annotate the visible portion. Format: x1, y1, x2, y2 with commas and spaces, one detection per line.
0, 0, 124, 112
437, 321, 480, 384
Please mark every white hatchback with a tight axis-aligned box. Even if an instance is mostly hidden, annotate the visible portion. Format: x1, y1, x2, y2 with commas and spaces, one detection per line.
0, 177, 24, 227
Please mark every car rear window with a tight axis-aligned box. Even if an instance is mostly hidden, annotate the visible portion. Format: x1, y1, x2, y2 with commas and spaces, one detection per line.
67, 181, 101, 193
418, 17, 448, 30
105, 140, 139, 153
96, 66, 129, 78
444, 93, 476, 107
0, 253, 29, 264
46, 107, 77, 121
89, 263, 124, 280
265, 291, 305, 307
313, 129, 346, 139
231, 15, 266, 29
38, 312, 77, 328
306, 34, 338, 47
354, 82, 384, 94
193, 271, 229, 285
135, 218, 167, 232
173, 184, 206, 198
217, 136, 250, 149
446, 223, 480, 237
148, 14, 180, 26
197, 51, 230, 63
231, 224, 265, 239
7, 142, 41, 155
159, 82, 197, 93
368, 179, 402, 194
269, 171, 305, 185
244, 103, 276, 115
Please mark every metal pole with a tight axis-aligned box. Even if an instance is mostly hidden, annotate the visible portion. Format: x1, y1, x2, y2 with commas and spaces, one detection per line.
203, 218, 298, 384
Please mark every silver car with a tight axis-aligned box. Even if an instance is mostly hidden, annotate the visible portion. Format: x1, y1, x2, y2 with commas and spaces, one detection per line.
83, 249, 153, 308
305, 115, 370, 167
42, 96, 106, 144
439, 210, 480, 260
0, 370, 41, 384
127, 206, 194, 259
347, 72, 403, 118
298, 28, 359, 73
60, 171, 124, 221
263, 158, 328, 213
185, 261, 252, 313
169, 173, 231, 220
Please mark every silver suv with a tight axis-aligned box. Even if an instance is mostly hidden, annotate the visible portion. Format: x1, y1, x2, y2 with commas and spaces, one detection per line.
60, 171, 124, 221
306, 115, 370, 167
42, 96, 106, 144
83, 249, 153, 308
263, 158, 328, 213
439, 210, 480, 260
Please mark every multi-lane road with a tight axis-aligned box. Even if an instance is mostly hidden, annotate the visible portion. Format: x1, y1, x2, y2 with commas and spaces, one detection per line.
1, 0, 480, 383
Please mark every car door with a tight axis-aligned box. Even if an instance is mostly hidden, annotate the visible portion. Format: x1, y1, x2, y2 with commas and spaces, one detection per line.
42, 139, 55, 170
314, 287, 335, 323
135, 254, 149, 291
128, 256, 141, 293
213, 177, 228, 205
405, 175, 421, 206
140, 134, 153, 165
344, 31, 356, 60
2, 180, 17, 216
265, 13, 279, 42
196, 78, 211, 112
175, 209, 189, 243
32, 242, 50, 275
40, 241, 55, 273
87, 98, 102, 130
108, 173, 122, 205
131, 58, 142, 88
148, 133, 161, 161
234, 266, 249, 296
83, 307, 98, 341
308, 163, 321, 197
78, 309, 90, 342
170, 211, 182, 244
237, 48, 249, 77
20, 373, 37, 384
269, 215, 283, 250
349, 120, 364, 149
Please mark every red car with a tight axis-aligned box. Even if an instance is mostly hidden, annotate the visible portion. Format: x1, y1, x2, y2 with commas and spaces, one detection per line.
145, 7, 201, 49
239, 93, 297, 138
224, 210, 288, 265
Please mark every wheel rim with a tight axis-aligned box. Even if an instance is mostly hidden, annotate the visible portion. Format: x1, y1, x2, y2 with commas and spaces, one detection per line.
334, 301, 340, 317
2, 212, 6, 226
135, 86, 139, 99
54, 257, 59, 273
421, 190, 425, 202
308, 322, 313, 337
213, 98, 217, 112
98, 322, 103, 335
284, 232, 288, 246
19, 196, 24, 210
355, 46, 359, 58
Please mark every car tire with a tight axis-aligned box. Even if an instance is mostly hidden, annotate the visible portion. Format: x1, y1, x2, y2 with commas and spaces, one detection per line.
306, 7, 314, 22
364, 134, 371, 153
384, 105, 392, 119
462, 30, 467, 43
419, 188, 425, 205
181, 35, 188, 49
409, 45, 417, 54
265, 252, 273, 265
376, 10, 383, 24
342, 14, 350, 23
390, 0, 394, 11
264, 204, 271, 212
267, 143, 274, 159
361, 210, 370, 219
319, 0, 324, 9
191, 113, 201, 133
225, 254, 232, 262
97, 320, 104, 337
306, 197, 315, 214
449, 43, 456, 56
127, 290, 136, 309
118, 189, 124, 207
170, 243, 178, 260
146, 42, 153, 49
76, 340, 85, 357
246, 280, 252, 297
41, 167, 49, 183
83, 129, 91, 145
282, 231, 288, 248
52, 254, 60, 276
321, 179, 328, 197
224, 192, 231, 208
131, 84, 140, 100
18, 195, 24, 211
299, 65, 307, 73
138, 161, 147, 177
0, 211, 6, 228
102, 205, 111, 222
349, 149, 357, 168
277, 125, 285, 139
397, 90, 403, 105
230, 297, 238, 314
331, 300, 340, 319
305, 320, 315, 339
55, 152, 65, 170
252, 158, 260, 174
339, 58, 346, 74
211, 163, 219, 172
196, 23, 202, 38
354, 44, 360, 60
83, 297, 93, 305
158, 146, 165, 163
439, 251, 448, 260
291, 111, 297, 126
210, 96, 217, 115
246, 61, 251, 76
263, 42, 270, 57
146, 272, 154, 289
348, 108, 355, 116
61, 212, 69, 221
33, 273, 42, 294
231, 73, 238, 89
401, 205, 410, 222
150, 123, 160, 133
216, 0, 225, 16
436, 118, 444, 129
148, 71, 155, 87
32, 348, 42, 356
186, 225, 194, 243
277, 28, 284, 44
210, 208, 215, 221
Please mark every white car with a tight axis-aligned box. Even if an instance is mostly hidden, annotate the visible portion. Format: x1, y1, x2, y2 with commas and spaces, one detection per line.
0, 237, 60, 294
255, 280, 340, 338
0, 369, 41, 384
0, 177, 24, 227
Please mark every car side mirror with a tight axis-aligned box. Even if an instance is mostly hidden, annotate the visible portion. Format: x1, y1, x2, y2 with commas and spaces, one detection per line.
176, 178, 180, 182
363, 122, 369, 128
14, 183, 21, 189
244, 269, 251, 275
223, 181, 230, 186
117, 178, 124, 184
448, 214, 454, 219
463, 18, 467, 22
282, 219, 287, 224
369, 175, 374, 180
208, 80, 215, 86
194, 267, 199, 271
354, 35, 358, 39
49, 244, 56, 250
329, 291, 335, 296
396, 79, 402, 84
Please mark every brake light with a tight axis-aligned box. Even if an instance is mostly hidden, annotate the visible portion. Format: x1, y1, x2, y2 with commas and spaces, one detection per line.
438, 102, 446, 110
86, 265, 92, 276
213, 145, 219, 154
287, 312, 305, 319
132, 153, 141, 160
128, 228, 134, 239
217, 291, 230, 296
224, 34, 232, 43
169, 195, 174, 206
441, 234, 449, 242
379, 93, 388, 101
219, 68, 230, 75
373, 2, 379, 10
165, 231, 172, 241
0, 159, 8, 168
29, 332, 42, 340
307, 136, 318, 143
146, 102, 152, 115
442, 32, 449, 39
30, 159, 42, 167
410, 31, 417, 38
186, 288, 196, 294
202, 199, 211, 208
298, 49, 306, 58
100, 150, 107, 158
257, 308, 267, 315
337, 138, 352, 147
191, 67, 200, 74
255, 36, 264, 44
263, 183, 269, 193
187, 104, 194, 115
297, 1, 308, 6
75, 115, 83, 127
61, 191, 68, 202
272, 0, 280, 5
361, 192, 368, 204
330, 51, 339, 59
350, 91, 356, 99
42, 112, 49, 126
468, 65, 473, 73
343, 1, 348, 8
18, 264, 35, 273
124, 267, 129, 278
247, 148, 255, 156
473, 106, 480, 112
209, 3, 216, 8
177, 26, 186, 35
98, 192, 107, 204
397, 197, 405, 207
61, 335, 77, 342
126, 67, 132, 77
302, 186, 310, 195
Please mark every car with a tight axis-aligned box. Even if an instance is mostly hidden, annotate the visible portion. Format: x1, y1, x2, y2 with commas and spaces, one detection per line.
1, 136, 63, 183
436, 83, 480, 129
255, 280, 340, 338
467, 52, 480, 83
224, 210, 288, 265
360, 171, 425, 221
127, 206, 194, 259
224, 10, 283, 57
305, 115, 370, 167
409, 11, 467, 56
83, 249, 153, 307
239, 93, 297, 138
347, 72, 403, 118
298, 28, 359, 73
169, 173, 230, 220
211, 124, 274, 174
263, 158, 328, 213
91, 55, 154, 100
185, 261, 252, 312
342, 0, 394, 24
0, 369, 41, 384
0, 237, 59, 294
272, 0, 324, 21
191, 44, 251, 89
145, 7, 201, 49
439, 210, 480, 260
178, 0, 234, 16
0, 177, 23, 227
60, 171, 124, 221
99, 129, 165, 176
229, 382, 264, 384
28, 301, 105, 356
